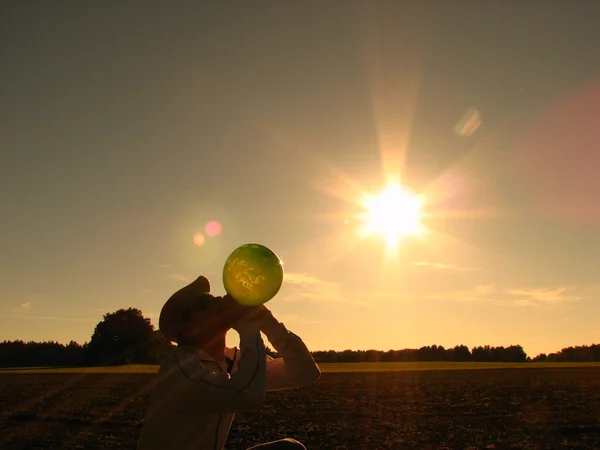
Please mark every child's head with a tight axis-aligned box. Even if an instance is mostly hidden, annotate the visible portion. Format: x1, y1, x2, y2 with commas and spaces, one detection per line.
159, 276, 239, 347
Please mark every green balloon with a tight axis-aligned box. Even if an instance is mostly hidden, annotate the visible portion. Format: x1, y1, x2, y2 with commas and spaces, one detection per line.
223, 244, 284, 306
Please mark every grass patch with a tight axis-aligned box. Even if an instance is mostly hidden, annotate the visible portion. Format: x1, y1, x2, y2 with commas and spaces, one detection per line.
2, 361, 600, 374
319, 361, 600, 372
0, 365, 158, 374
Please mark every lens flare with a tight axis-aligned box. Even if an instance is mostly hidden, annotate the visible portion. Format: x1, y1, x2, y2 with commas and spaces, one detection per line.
193, 233, 205, 246
205, 220, 222, 237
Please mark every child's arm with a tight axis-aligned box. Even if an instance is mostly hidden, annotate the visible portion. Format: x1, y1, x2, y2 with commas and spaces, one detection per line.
258, 310, 321, 391
159, 325, 267, 413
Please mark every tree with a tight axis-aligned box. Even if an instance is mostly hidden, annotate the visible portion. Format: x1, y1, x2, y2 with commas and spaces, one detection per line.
505, 345, 527, 362
451, 345, 471, 362
364, 349, 382, 362
87, 308, 155, 365
65, 340, 87, 366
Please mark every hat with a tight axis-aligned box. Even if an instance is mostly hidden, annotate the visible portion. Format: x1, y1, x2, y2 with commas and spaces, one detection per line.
159, 276, 213, 342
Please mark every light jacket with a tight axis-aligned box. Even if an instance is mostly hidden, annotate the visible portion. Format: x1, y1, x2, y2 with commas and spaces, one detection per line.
137, 312, 321, 450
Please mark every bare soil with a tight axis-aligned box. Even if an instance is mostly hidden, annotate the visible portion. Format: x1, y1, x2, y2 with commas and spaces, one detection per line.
1, 368, 600, 449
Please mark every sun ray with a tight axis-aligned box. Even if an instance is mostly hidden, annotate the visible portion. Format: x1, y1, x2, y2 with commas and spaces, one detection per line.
352, 3, 432, 185
310, 155, 370, 205
427, 207, 504, 221
249, 8, 514, 269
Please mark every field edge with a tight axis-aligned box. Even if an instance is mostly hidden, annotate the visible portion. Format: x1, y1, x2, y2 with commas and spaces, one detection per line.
2, 361, 600, 374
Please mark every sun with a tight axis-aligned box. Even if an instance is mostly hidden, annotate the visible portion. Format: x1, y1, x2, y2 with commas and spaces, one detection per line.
358, 182, 424, 248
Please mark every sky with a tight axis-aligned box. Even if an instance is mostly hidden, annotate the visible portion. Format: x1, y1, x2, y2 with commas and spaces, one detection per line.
2, 1, 600, 358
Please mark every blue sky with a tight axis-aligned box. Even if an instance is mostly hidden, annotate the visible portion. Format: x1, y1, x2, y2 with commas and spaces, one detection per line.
2, 2, 600, 357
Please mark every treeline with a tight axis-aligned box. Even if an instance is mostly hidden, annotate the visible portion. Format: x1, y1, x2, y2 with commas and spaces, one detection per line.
0, 340, 88, 367
532, 344, 600, 362
312, 344, 600, 363
310, 345, 529, 363
5, 341, 600, 368
0, 308, 174, 368
0, 337, 174, 368
1, 307, 600, 367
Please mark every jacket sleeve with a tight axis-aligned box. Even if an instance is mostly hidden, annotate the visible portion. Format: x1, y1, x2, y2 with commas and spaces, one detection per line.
157, 326, 267, 414
259, 312, 321, 392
